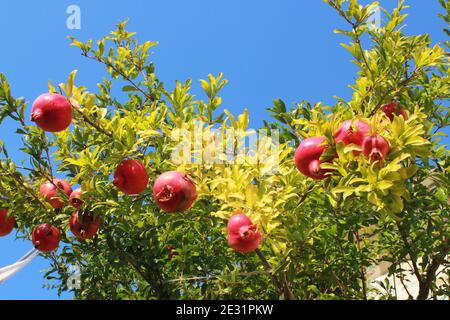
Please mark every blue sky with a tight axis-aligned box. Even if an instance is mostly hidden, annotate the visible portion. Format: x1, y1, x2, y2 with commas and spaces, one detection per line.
0, 0, 448, 299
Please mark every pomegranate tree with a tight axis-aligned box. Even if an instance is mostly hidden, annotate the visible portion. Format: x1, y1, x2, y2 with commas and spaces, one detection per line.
113, 159, 149, 195
39, 179, 73, 209
31, 93, 73, 132
153, 171, 197, 212
0, 209, 15, 237
0, 4, 447, 300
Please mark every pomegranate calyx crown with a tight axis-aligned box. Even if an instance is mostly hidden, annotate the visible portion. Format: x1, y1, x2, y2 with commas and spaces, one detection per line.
369, 148, 383, 162
156, 185, 174, 202
30, 110, 43, 122
239, 224, 257, 239
308, 159, 322, 176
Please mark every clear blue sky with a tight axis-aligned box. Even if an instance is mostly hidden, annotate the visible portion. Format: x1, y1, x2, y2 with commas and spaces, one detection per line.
0, 0, 448, 299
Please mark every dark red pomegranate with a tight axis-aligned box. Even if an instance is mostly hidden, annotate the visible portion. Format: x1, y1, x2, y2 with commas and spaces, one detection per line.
69, 210, 101, 240
31, 93, 73, 132
40, 179, 73, 209
334, 120, 371, 155
69, 188, 83, 208
0, 209, 15, 237
294, 137, 333, 180
32, 224, 61, 253
227, 213, 262, 253
166, 246, 178, 260
153, 171, 197, 212
113, 159, 149, 195
362, 134, 390, 164
381, 101, 408, 121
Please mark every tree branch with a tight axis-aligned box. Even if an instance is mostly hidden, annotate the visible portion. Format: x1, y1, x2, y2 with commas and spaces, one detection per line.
255, 248, 296, 300
396, 220, 423, 284
70, 101, 114, 138
417, 238, 450, 300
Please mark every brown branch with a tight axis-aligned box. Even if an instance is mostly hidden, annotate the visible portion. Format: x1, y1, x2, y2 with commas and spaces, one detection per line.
354, 229, 367, 300
417, 238, 450, 300
297, 185, 316, 206
0, 161, 47, 210
105, 234, 150, 284
368, 68, 421, 117
70, 101, 114, 138
82, 52, 154, 103
396, 220, 423, 284
255, 248, 296, 300
327, 1, 374, 78
168, 270, 273, 283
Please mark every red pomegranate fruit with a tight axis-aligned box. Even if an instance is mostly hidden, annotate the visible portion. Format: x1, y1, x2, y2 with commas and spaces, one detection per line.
69, 188, 83, 208
166, 246, 178, 260
69, 210, 101, 240
334, 120, 371, 155
113, 159, 149, 195
362, 134, 390, 164
153, 171, 197, 213
227, 213, 262, 253
40, 179, 73, 209
294, 137, 333, 180
32, 224, 61, 253
381, 101, 408, 121
0, 209, 15, 237
31, 93, 73, 132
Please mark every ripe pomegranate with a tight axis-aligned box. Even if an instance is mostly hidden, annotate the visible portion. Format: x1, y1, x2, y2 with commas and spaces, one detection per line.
69, 188, 83, 208
227, 213, 262, 253
113, 159, 149, 195
334, 120, 371, 155
362, 134, 390, 164
294, 137, 333, 180
69, 210, 101, 240
32, 224, 61, 253
0, 209, 15, 237
40, 179, 73, 209
381, 101, 408, 121
153, 171, 197, 212
166, 246, 178, 260
31, 93, 73, 132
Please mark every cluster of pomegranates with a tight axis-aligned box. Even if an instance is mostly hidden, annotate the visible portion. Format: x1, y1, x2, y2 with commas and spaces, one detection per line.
19, 93, 264, 254
294, 102, 407, 180
27, 163, 200, 253
0, 93, 201, 253
8, 94, 405, 257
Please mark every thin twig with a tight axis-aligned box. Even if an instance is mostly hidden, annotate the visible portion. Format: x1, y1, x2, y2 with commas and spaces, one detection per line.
368, 68, 421, 117
395, 220, 423, 283
168, 270, 273, 283
82, 53, 155, 103
354, 229, 368, 300
70, 101, 114, 138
